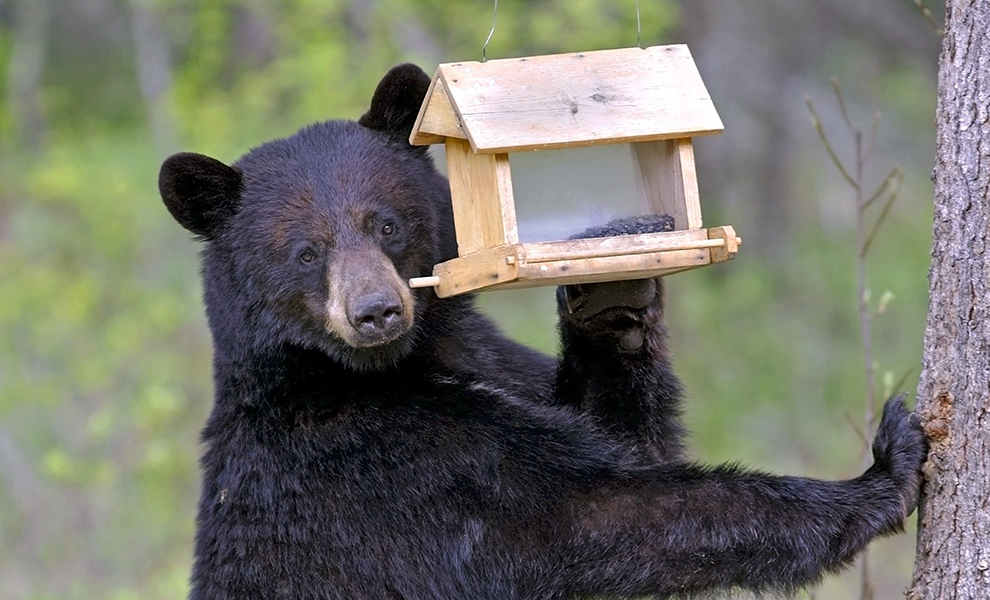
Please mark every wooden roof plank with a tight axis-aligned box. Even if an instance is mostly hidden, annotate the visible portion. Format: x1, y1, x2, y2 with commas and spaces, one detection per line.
413, 45, 723, 154
410, 72, 468, 146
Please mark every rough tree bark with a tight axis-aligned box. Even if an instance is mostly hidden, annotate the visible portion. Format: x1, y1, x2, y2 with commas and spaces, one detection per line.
908, 2, 990, 598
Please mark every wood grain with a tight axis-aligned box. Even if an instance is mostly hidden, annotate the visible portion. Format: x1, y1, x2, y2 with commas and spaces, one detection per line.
444, 137, 519, 256
432, 245, 520, 298
707, 226, 740, 263
521, 229, 719, 263
507, 248, 711, 289
420, 227, 740, 297
422, 45, 722, 154
410, 76, 466, 146
632, 139, 703, 230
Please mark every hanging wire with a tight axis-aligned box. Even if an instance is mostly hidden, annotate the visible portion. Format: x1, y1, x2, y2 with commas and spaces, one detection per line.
482, 0, 498, 62
635, 0, 642, 48
483, 0, 640, 59
481, 0, 643, 57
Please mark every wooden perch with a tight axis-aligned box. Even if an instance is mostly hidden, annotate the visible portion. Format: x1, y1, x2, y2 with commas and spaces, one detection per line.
409, 226, 741, 297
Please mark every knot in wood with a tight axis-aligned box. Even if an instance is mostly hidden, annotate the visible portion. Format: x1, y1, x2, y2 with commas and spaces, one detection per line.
921, 391, 954, 445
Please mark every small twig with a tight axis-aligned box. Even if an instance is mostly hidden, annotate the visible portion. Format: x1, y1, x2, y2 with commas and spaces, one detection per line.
831, 78, 855, 135
871, 291, 896, 322
863, 111, 882, 163
863, 166, 902, 210
805, 96, 859, 190
912, 0, 944, 37
860, 554, 874, 600
844, 411, 871, 449
861, 173, 903, 257
889, 368, 914, 400
807, 76, 905, 600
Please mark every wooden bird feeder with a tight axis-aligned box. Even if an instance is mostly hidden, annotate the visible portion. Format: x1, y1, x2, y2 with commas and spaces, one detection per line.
407, 45, 740, 298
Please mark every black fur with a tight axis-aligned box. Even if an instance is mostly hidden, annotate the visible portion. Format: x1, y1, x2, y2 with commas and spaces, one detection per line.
159, 152, 243, 239
359, 63, 433, 152
159, 63, 927, 600
576, 213, 675, 238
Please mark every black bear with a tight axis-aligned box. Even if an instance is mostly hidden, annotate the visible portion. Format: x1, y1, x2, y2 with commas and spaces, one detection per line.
158, 64, 926, 599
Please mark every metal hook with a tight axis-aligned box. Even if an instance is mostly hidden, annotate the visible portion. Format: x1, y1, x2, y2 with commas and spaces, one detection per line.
636, 0, 642, 48
483, 0, 498, 62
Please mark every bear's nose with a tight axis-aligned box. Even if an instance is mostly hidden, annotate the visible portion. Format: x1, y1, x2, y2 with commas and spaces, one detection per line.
350, 292, 404, 339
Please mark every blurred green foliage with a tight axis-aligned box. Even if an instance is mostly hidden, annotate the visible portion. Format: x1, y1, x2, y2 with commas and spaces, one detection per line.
0, 0, 935, 598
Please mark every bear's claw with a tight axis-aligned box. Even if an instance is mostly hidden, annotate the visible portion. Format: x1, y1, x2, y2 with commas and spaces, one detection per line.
871, 394, 928, 517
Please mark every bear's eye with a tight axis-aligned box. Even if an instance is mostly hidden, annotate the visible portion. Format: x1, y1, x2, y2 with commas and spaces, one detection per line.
298, 250, 317, 264
381, 223, 396, 236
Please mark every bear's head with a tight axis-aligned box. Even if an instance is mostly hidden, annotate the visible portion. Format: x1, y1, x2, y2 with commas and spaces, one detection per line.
159, 65, 457, 372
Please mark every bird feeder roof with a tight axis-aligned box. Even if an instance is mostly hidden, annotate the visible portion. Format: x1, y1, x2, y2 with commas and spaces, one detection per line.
410, 45, 724, 155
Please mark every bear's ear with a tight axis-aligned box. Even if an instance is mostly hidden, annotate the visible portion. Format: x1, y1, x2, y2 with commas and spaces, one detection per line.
159, 152, 242, 239
359, 63, 431, 145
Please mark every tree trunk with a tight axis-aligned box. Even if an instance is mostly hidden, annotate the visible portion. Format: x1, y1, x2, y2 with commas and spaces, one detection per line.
130, 2, 177, 157
908, 2, 990, 598
7, 0, 49, 150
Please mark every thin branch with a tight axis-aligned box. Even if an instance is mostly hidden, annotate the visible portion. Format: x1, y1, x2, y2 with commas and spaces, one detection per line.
808, 76, 895, 600
805, 96, 859, 190
861, 175, 903, 257
889, 368, 914, 399
912, 0, 944, 37
844, 411, 871, 449
863, 166, 902, 211
871, 290, 896, 321
863, 111, 882, 162
860, 554, 874, 600
831, 77, 856, 135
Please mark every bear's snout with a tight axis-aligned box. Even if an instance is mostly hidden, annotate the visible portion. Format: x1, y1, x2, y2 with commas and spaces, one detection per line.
324, 248, 416, 350
347, 290, 406, 345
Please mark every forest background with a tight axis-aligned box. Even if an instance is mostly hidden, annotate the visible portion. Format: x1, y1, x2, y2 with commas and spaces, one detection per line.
0, 0, 945, 598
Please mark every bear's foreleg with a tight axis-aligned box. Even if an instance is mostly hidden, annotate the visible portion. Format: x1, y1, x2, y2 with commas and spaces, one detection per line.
551, 397, 926, 598
555, 277, 686, 462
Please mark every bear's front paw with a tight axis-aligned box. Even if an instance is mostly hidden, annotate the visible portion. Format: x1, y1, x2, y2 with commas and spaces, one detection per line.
557, 279, 660, 352
556, 215, 676, 353
871, 395, 928, 517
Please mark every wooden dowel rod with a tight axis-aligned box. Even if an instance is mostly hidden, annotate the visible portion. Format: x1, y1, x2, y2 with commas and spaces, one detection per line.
523, 237, 726, 264
409, 276, 441, 288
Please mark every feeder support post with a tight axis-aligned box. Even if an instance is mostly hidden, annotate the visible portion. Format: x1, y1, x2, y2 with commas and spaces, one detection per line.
444, 137, 519, 256
632, 138, 703, 231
